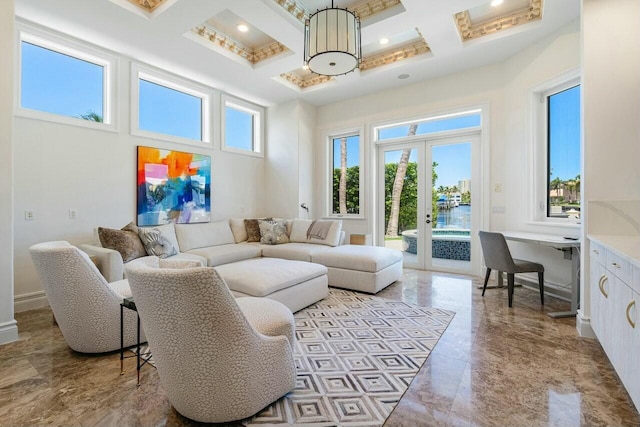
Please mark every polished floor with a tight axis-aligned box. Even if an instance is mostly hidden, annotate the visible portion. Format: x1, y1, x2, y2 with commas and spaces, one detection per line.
2, 269, 639, 426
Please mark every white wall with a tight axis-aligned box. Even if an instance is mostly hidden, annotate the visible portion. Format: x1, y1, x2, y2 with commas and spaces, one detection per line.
0, 0, 19, 344
580, 0, 640, 335
316, 20, 581, 284
264, 100, 316, 219
12, 25, 266, 311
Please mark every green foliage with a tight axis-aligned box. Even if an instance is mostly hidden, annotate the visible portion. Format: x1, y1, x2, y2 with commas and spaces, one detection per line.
383, 162, 418, 233
78, 110, 103, 122
332, 166, 360, 214
332, 161, 441, 232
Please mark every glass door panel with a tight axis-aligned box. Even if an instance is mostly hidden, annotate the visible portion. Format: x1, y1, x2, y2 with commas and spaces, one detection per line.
381, 146, 424, 269
431, 142, 472, 271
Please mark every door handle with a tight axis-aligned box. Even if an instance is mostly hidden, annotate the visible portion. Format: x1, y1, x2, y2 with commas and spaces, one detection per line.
426, 220, 431, 224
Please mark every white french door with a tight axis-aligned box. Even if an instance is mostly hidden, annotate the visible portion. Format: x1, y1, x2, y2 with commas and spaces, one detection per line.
377, 133, 481, 274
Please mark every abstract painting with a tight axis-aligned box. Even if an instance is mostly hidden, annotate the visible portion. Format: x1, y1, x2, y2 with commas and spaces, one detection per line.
137, 146, 211, 226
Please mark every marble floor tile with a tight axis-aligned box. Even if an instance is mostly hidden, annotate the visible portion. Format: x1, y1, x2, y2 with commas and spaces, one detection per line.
1, 268, 639, 427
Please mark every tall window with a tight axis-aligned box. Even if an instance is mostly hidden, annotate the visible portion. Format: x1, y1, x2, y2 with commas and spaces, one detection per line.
136, 72, 209, 142
222, 96, 263, 156
546, 84, 581, 219
19, 32, 112, 125
330, 133, 361, 215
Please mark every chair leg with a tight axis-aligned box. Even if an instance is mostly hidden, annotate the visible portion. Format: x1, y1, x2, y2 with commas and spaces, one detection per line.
482, 268, 492, 296
538, 271, 544, 305
507, 273, 515, 307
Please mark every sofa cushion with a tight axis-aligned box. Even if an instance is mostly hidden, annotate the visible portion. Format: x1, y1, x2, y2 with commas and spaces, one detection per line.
185, 243, 261, 267
312, 245, 403, 273
259, 220, 290, 245
175, 221, 235, 252
261, 242, 333, 262
138, 226, 179, 258
289, 219, 342, 246
229, 218, 247, 243
215, 258, 327, 297
98, 222, 146, 263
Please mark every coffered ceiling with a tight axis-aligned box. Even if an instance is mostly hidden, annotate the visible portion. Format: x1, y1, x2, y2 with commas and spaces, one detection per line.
15, 0, 580, 106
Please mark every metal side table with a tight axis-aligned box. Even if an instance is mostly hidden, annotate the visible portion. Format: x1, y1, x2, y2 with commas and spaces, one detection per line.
120, 297, 152, 386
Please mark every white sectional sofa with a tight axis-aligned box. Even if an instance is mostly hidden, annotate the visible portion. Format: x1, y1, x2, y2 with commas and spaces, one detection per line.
81, 218, 403, 312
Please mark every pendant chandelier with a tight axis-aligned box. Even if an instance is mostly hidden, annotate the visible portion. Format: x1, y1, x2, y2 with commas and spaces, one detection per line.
304, 1, 362, 76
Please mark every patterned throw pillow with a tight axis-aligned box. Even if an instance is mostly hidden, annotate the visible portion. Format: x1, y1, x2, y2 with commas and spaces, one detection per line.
98, 222, 147, 263
244, 217, 273, 242
259, 220, 290, 245
138, 227, 178, 258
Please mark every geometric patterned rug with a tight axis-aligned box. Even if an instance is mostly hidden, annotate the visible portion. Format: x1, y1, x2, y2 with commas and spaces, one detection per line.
243, 288, 455, 426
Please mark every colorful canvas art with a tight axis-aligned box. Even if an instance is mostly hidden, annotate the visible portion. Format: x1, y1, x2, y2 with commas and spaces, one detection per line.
137, 146, 211, 226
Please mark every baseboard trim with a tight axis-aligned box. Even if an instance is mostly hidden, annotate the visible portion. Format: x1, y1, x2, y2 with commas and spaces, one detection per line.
0, 320, 19, 345
14, 291, 49, 313
576, 310, 596, 338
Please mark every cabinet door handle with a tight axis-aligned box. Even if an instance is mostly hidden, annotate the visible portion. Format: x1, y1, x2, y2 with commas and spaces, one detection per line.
611, 262, 621, 268
626, 300, 636, 329
593, 249, 599, 255
599, 275, 608, 298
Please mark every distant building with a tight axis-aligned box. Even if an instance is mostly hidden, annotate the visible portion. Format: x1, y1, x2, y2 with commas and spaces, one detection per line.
458, 179, 471, 194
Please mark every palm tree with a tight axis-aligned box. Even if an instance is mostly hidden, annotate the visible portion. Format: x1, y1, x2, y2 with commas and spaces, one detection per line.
550, 177, 563, 203
78, 110, 103, 122
339, 137, 347, 214
574, 174, 581, 201
385, 123, 418, 237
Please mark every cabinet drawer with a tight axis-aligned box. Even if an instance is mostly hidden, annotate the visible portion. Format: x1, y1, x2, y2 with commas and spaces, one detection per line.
590, 241, 606, 266
633, 263, 640, 295
607, 249, 632, 284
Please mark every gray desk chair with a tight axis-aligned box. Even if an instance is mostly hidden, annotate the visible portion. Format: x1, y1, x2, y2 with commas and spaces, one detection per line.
479, 231, 544, 307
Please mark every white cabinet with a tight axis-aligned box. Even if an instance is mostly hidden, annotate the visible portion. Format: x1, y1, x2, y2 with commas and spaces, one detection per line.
589, 238, 639, 410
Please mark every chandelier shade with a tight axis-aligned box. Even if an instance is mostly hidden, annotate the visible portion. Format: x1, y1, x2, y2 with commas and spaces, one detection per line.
304, 3, 361, 76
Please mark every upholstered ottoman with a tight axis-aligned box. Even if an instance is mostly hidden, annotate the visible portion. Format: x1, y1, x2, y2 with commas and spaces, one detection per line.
214, 258, 328, 313
311, 245, 403, 293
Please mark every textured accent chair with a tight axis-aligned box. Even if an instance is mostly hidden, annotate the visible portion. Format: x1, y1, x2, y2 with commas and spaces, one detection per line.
29, 241, 141, 353
478, 231, 545, 307
125, 257, 296, 423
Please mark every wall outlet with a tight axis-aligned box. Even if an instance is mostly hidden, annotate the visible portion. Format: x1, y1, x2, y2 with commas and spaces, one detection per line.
69, 209, 78, 220
492, 206, 505, 214
25, 210, 35, 221
493, 183, 503, 192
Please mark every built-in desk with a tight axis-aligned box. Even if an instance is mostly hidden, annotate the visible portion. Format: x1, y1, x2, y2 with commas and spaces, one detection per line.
494, 231, 581, 318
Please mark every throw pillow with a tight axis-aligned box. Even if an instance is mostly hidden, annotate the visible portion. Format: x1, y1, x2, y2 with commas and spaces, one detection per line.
244, 218, 273, 242
98, 222, 146, 263
138, 227, 179, 258
259, 220, 290, 245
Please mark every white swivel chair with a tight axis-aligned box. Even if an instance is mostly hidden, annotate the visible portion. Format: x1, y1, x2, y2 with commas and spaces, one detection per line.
29, 241, 141, 353
125, 257, 296, 423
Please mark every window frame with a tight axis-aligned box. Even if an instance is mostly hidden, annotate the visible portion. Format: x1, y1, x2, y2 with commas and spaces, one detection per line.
15, 26, 117, 131
220, 94, 264, 158
131, 62, 211, 147
372, 109, 482, 144
531, 69, 581, 226
325, 126, 365, 219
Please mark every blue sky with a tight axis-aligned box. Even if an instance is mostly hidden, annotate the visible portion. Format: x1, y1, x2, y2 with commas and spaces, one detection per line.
21, 42, 103, 118
549, 85, 581, 181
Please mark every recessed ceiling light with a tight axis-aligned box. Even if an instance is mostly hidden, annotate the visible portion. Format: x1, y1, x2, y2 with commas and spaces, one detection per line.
379, 37, 390, 45
398, 74, 410, 80
490, 0, 504, 6
237, 24, 249, 32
